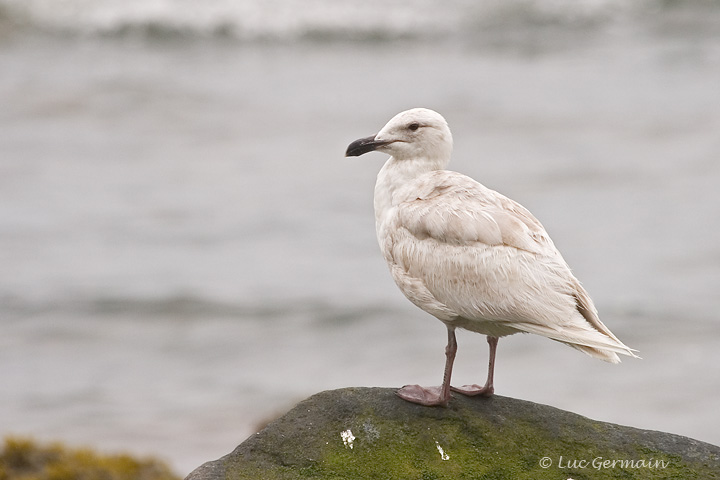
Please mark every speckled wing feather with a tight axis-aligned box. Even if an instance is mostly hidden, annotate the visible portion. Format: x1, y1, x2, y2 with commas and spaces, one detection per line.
383, 170, 638, 360
393, 171, 554, 254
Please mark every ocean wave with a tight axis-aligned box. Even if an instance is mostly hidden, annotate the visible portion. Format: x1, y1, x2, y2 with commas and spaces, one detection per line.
1, 0, 716, 42
0, 293, 398, 324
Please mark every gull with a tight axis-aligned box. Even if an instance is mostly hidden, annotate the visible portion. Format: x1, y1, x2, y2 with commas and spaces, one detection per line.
345, 108, 638, 407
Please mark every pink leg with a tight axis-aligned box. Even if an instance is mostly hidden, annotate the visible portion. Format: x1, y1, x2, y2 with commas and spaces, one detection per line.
452, 336, 498, 397
396, 327, 457, 407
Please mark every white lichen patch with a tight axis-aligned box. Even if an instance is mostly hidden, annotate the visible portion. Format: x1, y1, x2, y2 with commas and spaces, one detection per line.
341, 429, 355, 449
435, 441, 449, 460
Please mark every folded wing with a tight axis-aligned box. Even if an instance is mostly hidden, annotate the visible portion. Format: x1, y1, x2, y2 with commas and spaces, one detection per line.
383, 171, 638, 362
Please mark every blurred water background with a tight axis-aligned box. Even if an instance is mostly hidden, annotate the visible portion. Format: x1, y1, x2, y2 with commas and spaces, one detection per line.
1, 0, 719, 475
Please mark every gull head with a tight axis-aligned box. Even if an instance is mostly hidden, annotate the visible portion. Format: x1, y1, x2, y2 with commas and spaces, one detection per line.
346, 108, 453, 165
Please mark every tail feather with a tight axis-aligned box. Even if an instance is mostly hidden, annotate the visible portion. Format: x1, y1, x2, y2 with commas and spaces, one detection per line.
514, 320, 640, 362
567, 343, 621, 364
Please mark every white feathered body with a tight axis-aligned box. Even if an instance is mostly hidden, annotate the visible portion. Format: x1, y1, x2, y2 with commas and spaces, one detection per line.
375, 158, 636, 363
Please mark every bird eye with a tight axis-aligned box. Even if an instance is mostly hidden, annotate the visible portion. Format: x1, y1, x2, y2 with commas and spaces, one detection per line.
408, 122, 420, 131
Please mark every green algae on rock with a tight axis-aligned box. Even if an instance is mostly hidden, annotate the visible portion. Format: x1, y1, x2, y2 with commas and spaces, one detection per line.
0, 437, 180, 480
186, 387, 720, 480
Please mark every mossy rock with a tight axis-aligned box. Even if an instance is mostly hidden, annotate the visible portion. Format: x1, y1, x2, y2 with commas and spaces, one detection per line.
186, 387, 720, 480
0, 437, 180, 480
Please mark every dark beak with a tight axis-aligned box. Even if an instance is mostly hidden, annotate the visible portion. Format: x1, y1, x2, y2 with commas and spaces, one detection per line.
345, 135, 387, 157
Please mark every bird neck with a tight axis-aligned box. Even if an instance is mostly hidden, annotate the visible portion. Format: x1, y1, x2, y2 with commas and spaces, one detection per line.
373, 155, 446, 238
